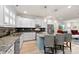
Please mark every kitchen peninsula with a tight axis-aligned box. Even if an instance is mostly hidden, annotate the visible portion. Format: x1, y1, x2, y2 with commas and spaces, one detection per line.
0, 28, 22, 54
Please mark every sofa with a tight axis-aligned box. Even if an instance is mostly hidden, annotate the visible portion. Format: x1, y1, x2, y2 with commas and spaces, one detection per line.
71, 30, 79, 39
71, 30, 79, 35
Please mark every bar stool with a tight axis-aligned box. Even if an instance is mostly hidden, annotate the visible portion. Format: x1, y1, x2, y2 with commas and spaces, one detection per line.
55, 34, 65, 54
64, 33, 72, 51
44, 34, 55, 54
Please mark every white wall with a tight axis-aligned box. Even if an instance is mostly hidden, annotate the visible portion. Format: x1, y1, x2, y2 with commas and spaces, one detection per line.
63, 18, 79, 32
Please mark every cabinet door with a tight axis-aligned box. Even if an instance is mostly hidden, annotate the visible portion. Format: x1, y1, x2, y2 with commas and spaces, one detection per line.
14, 39, 20, 54
6, 44, 14, 54
27, 19, 35, 27
41, 20, 46, 28
9, 11, 16, 26
35, 19, 42, 26
16, 17, 23, 27
4, 6, 10, 26
0, 6, 4, 26
3, 6, 16, 27
16, 17, 35, 27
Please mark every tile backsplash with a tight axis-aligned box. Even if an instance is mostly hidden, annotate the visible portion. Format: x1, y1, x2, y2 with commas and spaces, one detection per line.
0, 27, 15, 37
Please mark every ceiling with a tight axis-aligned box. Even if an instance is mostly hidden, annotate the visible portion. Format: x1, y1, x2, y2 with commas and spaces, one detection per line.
16, 5, 79, 20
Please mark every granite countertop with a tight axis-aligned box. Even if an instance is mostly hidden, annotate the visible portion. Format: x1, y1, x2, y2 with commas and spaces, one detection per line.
37, 32, 56, 38
0, 33, 22, 54
37, 32, 48, 37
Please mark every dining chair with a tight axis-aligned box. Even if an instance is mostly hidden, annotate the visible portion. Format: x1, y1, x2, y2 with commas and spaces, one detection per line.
44, 34, 55, 54
55, 34, 65, 54
64, 33, 72, 51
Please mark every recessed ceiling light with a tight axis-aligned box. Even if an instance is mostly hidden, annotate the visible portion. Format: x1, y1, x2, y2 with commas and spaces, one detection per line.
54, 20, 57, 23
67, 5, 72, 8
67, 23, 71, 27
24, 11, 27, 14
44, 18, 47, 23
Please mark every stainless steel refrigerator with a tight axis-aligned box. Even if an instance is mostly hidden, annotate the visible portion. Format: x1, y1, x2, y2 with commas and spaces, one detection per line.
47, 24, 54, 34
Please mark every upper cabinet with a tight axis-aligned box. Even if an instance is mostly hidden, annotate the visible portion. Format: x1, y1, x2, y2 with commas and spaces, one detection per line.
4, 6, 16, 27
16, 16, 35, 28
35, 19, 46, 28
0, 5, 16, 27
0, 6, 4, 26
16, 16, 46, 28
4, 6, 10, 25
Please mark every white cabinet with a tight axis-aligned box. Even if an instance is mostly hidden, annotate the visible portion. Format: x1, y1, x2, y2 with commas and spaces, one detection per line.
41, 20, 47, 28
35, 19, 42, 26
27, 19, 35, 27
0, 6, 4, 26
4, 6, 16, 27
16, 17, 24, 27
4, 6, 10, 26
35, 19, 46, 28
0, 5, 16, 27
20, 34, 24, 49
16, 16, 46, 28
6, 44, 14, 54
20, 32, 35, 41
16, 16, 35, 28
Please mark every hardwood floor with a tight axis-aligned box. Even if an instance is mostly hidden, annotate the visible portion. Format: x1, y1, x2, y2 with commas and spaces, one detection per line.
20, 40, 40, 54
20, 40, 79, 54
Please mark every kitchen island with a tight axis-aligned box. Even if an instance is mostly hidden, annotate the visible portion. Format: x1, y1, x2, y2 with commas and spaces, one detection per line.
36, 32, 47, 52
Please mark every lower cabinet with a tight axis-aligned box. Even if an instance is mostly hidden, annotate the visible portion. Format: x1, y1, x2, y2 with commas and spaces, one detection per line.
36, 36, 44, 50
5, 38, 20, 54
14, 38, 20, 54
6, 44, 14, 54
